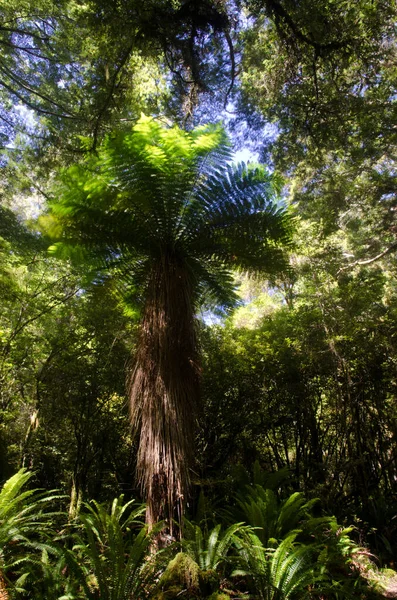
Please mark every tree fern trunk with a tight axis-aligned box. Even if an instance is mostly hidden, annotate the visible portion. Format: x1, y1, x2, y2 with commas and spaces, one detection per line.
129, 253, 200, 536
0, 572, 8, 600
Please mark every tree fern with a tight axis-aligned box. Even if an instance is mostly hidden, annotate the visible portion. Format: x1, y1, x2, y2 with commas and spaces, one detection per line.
235, 532, 316, 600
183, 520, 246, 573
44, 115, 294, 531
235, 485, 317, 547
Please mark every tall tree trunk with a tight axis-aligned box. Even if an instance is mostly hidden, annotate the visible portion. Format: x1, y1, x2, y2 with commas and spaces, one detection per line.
129, 253, 200, 536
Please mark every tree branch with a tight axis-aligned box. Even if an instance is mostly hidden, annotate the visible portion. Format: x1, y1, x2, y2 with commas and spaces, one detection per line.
0, 25, 50, 42
0, 77, 78, 119
338, 241, 397, 274
90, 43, 134, 150
265, 0, 354, 54
223, 29, 236, 109
0, 61, 76, 115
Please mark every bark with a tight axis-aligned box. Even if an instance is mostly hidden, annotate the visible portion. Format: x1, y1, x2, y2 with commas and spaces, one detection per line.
0, 572, 8, 600
129, 253, 200, 536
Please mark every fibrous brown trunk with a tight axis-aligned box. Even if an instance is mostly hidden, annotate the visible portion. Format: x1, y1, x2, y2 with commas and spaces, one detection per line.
0, 571, 8, 600
129, 253, 200, 536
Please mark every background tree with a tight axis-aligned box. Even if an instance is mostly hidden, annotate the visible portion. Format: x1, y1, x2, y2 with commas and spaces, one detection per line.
0, 0, 170, 148
197, 211, 397, 562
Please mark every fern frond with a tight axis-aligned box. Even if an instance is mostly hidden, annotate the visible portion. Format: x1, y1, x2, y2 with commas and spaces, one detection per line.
65, 495, 155, 600
183, 520, 246, 573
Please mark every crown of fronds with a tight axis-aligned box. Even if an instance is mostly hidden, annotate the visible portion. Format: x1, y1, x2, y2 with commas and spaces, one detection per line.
44, 115, 293, 309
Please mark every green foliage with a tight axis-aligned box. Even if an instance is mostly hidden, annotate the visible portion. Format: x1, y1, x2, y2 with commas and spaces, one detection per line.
0, 0, 170, 150
183, 521, 246, 573
235, 532, 316, 600
26, 281, 135, 505
63, 496, 153, 600
0, 198, 85, 481
235, 485, 317, 547
44, 114, 292, 310
0, 469, 390, 599
199, 240, 397, 561
0, 469, 53, 551
0, 468, 64, 595
240, 0, 397, 165
232, 463, 291, 491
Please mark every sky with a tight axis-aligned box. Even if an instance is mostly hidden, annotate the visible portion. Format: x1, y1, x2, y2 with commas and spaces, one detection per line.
233, 148, 258, 163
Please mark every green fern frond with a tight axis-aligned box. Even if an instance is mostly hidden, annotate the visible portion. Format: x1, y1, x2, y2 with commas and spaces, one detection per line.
183, 520, 247, 573
235, 484, 318, 548
64, 495, 155, 600
44, 115, 293, 313
236, 531, 315, 600
0, 470, 69, 598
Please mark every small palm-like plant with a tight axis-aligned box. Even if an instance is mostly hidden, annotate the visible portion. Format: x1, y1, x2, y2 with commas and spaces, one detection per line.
236, 485, 317, 547
183, 520, 246, 573
235, 532, 316, 600
155, 521, 247, 598
64, 496, 156, 600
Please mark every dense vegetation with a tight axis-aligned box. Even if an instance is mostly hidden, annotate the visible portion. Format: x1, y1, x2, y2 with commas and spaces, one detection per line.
0, 0, 396, 597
